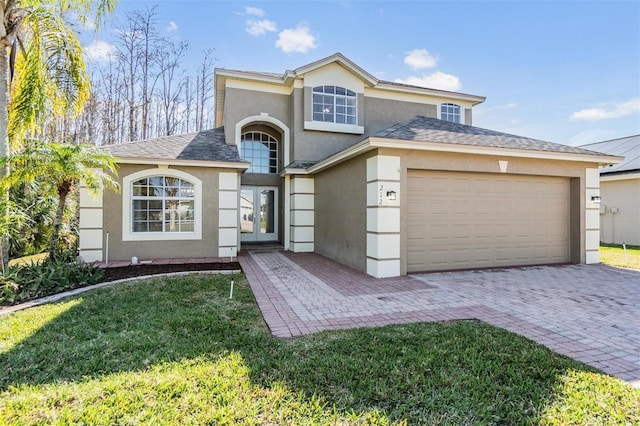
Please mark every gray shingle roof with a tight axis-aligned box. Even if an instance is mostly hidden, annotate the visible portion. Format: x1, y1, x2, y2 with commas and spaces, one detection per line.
578, 135, 639, 174
375, 116, 610, 157
102, 127, 245, 163
286, 160, 318, 169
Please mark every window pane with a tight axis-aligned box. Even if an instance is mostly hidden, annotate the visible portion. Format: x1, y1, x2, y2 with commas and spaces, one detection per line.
324, 85, 335, 94
133, 221, 148, 232
336, 87, 345, 95
240, 132, 278, 174
131, 175, 196, 234
149, 222, 162, 232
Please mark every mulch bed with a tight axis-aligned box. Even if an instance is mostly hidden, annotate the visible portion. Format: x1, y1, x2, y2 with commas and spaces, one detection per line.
99, 262, 242, 283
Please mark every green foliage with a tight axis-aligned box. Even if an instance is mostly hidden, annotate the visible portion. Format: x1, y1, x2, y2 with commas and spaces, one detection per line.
0, 140, 118, 260
6, 183, 56, 257
0, 275, 637, 424
4, 1, 118, 142
0, 255, 103, 304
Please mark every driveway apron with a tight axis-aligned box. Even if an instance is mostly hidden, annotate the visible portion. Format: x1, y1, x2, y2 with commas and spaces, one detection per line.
239, 250, 640, 384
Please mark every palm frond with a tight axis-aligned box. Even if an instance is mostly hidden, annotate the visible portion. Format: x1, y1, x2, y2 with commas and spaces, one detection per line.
9, 7, 90, 142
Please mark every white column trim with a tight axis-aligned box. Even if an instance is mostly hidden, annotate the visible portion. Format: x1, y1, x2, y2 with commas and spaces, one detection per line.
289, 176, 315, 252
218, 172, 239, 258
366, 155, 401, 278
585, 167, 600, 264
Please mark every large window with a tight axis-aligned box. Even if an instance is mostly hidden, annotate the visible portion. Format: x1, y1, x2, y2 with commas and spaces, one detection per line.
131, 176, 195, 233
441, 103, 461, 123
241, 131, 278, 174
312, 85, 357, 125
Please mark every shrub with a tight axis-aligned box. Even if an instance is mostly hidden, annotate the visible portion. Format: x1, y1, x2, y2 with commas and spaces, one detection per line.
0, 257, 103, 305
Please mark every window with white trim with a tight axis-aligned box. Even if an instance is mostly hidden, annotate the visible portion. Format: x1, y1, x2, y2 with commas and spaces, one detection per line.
312, 85, 357, 125
131, 176, 195, 233
441, 103, 461, 123
240, 131, 278, 174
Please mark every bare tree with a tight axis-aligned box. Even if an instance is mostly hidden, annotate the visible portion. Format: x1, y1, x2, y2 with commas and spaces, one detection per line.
195, 49, 216, 131
155, 39, 188, 136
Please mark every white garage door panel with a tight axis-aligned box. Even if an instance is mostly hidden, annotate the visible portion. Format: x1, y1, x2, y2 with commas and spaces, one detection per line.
407, 170, 570, 272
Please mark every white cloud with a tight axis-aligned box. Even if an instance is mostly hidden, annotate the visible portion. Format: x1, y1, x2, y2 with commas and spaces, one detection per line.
83, 40, 116, 62
246, 19, 277, 36
166, 21, 178, 32
275, 24, 316, 53
245, 6, 265, 17
395, 71, 461, 92
404, 48, 437, 70
570, 98, 640, 121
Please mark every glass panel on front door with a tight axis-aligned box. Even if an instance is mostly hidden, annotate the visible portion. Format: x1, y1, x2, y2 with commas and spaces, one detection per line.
240, 187, 278, 242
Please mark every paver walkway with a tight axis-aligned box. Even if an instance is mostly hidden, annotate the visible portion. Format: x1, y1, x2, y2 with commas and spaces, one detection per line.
239, 250, 640, 384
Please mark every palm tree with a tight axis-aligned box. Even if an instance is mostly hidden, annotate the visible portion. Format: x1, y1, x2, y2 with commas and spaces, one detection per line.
0, 0, 116, 263
1, 1, 116, 148
1, 140, 118, 259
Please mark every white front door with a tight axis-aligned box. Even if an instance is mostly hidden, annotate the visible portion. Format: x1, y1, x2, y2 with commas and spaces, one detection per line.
240, 186, 278, 242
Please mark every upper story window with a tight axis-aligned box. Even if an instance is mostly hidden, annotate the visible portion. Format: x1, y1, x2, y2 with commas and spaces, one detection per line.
241, 131, 278, 174
131, 176, 195, 233
441, 103, 461, 123
313, 86, 357, 125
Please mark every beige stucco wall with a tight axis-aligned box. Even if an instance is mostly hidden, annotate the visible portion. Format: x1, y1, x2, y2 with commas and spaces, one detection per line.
374, 148, 598, 274
600, 177, 640, 246
223, 86, 443, 165
103, 163, 231, 261
314, 155, 368, 271
222, 87, 291, 148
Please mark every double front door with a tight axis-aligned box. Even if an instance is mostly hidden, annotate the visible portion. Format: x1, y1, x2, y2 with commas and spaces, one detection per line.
240, 186, 278, 242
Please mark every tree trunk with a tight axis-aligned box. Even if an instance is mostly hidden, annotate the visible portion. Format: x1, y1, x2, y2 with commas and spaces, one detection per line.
50, 189, 69, 260
0, 45, 10, 266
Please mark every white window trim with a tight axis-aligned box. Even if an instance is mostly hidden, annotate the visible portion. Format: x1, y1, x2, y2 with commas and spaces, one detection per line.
439, 102, 462, 124
305, 85, 364, 134
122, 169, 203, 242
303, 120, 364, 134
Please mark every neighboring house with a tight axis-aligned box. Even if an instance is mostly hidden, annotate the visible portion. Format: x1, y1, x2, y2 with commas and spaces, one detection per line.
579, 136, 639, 246
79, 53, 622, 277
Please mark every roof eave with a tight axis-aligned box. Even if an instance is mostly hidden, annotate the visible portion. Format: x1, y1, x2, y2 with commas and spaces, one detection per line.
600, 171, 640, 181
374, 82, 486, 105
368, 137, 625, 164
114, 157, 250, 169
304, 137, 624, 174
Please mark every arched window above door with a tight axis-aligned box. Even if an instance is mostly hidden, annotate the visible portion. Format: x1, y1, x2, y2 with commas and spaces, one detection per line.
240, 131, 278, 174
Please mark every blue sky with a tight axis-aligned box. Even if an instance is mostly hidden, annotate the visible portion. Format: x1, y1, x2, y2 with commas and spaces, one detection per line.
84, 0, 640, 146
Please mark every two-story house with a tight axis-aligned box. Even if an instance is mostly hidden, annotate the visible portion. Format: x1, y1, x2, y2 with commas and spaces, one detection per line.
79, 53, 621, 277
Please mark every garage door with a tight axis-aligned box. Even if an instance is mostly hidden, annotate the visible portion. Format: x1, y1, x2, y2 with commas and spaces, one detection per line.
407, 170, 570, 272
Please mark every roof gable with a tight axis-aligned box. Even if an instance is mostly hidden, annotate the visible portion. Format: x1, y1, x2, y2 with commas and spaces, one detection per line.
292, 53, 378, 86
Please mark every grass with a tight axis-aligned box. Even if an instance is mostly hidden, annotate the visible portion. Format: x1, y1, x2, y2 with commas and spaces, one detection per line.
600, 244, 640, 270
1, 274, 638, 425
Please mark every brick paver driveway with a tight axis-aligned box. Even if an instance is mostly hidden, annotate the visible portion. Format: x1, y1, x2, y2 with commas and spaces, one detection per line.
240, 250, 640, 384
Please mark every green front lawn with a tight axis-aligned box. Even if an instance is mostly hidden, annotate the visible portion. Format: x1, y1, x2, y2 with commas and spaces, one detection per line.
1, 275, 638, 425
600, 244, 640, 270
